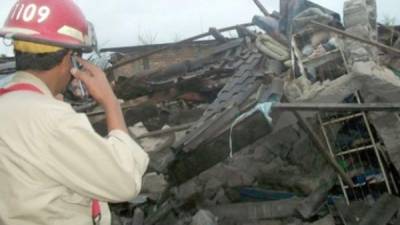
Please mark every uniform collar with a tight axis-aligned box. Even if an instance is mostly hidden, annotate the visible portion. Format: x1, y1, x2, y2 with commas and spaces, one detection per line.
10, 71, 54, 97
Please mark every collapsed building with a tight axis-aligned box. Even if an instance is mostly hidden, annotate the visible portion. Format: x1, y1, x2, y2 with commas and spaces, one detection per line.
2, 0, 400, 224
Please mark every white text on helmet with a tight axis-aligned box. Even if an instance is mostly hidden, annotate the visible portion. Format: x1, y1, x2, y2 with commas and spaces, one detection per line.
10, 3, 51, 24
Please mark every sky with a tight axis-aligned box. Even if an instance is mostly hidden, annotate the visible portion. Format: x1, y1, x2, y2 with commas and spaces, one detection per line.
0, 0, 398, 56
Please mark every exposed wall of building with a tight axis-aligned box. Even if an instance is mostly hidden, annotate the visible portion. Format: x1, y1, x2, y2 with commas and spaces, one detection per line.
106, 41, 220, 80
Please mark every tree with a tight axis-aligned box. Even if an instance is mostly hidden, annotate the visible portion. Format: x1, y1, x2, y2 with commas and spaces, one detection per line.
137, 31, 158, 45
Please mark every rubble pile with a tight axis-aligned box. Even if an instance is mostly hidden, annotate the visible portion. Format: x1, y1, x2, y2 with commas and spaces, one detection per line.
2, 0, 400, 224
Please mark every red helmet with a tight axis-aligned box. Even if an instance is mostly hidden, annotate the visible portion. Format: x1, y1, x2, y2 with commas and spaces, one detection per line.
0, 0, 96, 52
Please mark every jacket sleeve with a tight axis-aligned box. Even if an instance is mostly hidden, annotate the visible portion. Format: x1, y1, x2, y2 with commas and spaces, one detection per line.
40, 111, 149, 203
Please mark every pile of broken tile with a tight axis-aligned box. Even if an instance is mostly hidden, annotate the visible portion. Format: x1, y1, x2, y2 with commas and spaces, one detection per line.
2, 0, 400, 224
77, 0, 400, 224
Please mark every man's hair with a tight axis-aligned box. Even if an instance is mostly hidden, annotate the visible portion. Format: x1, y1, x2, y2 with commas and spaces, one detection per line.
15, 49, 69, 71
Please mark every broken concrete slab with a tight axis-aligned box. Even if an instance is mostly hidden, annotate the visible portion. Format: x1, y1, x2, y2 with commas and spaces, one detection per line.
344, 0, 378, 64
296, 170, 336, 219
240, 221, 283, 225
207, 198, 303, 221
129, 123, 175, 153
293, 7, 333, 31
333, 199, 370, 225
304, 214, 335, 225
141, 173, 168, 201
359, 194, 400, 225
132, 208, 145, 225
172, 117, 336, 204
191, 210, 218, 225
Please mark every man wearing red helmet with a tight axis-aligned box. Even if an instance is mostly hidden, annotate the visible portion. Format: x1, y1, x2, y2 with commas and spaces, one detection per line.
0, 1, 149, 225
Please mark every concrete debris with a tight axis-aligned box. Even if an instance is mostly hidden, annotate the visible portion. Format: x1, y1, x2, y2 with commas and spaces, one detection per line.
129, 123, 174, 153
333, 199, 370, 225
306, 215, 335, 225
344, 0, 378, 65
293, 7, 333, 30
207, 198, 303, 221
191, 210, 218, 225
141, 173, 168, 201
358, 194, 400, 225
296, 170, 336, 219
3, 0, 400, 224
132, 208, 145, 225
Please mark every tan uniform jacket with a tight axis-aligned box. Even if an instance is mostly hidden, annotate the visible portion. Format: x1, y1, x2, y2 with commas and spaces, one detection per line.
0, 72, 149, 225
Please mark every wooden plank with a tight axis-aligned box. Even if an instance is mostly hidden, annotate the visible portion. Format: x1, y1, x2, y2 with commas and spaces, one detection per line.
253, 0, 270, 17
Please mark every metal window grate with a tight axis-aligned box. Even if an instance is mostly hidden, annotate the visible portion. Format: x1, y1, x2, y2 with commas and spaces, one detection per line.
318, 92, 395, 205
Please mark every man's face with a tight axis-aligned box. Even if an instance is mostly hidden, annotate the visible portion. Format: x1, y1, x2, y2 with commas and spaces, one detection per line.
57, 51, 74, 94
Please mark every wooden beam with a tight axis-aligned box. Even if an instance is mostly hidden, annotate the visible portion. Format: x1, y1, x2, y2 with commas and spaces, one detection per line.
253, 0, 270, 17
209, 27, 228, 43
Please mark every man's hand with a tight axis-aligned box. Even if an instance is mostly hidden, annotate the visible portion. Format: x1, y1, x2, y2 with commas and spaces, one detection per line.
70, 57, 117, 106
70, 57, 128, 133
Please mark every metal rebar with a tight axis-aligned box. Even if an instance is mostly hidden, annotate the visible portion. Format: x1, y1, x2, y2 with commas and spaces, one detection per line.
311, 21, 400, 55
273, 103, 400, 112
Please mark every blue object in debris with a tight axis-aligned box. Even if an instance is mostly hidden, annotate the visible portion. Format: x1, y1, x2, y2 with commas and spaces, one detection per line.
354, 174, 367, 185
239, 187, 295, 201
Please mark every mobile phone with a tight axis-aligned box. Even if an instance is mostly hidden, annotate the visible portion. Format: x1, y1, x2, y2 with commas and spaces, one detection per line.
71, 55, 89, 99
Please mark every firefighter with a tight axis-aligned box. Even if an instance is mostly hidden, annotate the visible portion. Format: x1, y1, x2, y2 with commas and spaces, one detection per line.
0, 0, 149, 225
